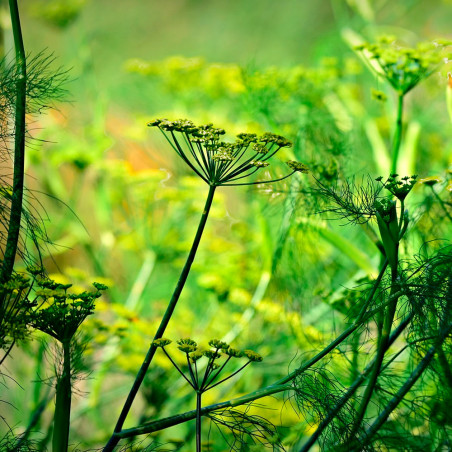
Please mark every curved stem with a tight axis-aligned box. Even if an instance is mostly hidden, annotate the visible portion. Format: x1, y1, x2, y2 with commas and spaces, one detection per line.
390, 93, 404, 175
104, 185, 216, 451
221, 171, 295, 186
1, 0, 26, 284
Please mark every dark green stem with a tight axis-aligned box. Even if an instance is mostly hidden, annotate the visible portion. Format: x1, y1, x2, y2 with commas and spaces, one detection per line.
390, 93, 404, 175
205, 361, 251, 391
161, 348, 194, 389
110, 273, 402, 444
347, 266, 399, 440
196, 392, 202, 452
115, 384, 292, 439
430, 186, 452, 223
52, 340, 72, 452
107, 265, 395, 445
358, 323, 452, 450
437, 346, 452, 390
104, 185, 216, 452
1, 0, 26, 284
17, 389, 52, 450
299, 313, 413, 452
221, 171, 295, 186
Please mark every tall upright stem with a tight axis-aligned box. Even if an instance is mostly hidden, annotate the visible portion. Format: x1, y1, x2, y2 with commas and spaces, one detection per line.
196, 392, 202, 452
1, 0, 26, 284
299, 313, 413, 452
358, 323, 452, 449
52, 340, 72, 452
104, 185, 216, 451
347, 266, 399, 442
390, 93, 404, 175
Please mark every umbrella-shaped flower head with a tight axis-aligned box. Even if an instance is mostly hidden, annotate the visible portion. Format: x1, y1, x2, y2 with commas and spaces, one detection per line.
148, 119, 307, 187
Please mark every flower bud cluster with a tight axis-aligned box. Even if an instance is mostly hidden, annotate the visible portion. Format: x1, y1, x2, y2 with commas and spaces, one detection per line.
377, 174, 417, 201
152, 336, 262, 393
31, 279, 108, 342
355, 36, 451, 94
148, 118, 306, 186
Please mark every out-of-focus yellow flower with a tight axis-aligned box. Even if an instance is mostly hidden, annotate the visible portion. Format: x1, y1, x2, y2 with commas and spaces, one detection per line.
419, 176, 442, 186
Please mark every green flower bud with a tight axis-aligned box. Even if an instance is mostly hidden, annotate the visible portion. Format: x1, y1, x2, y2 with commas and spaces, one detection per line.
243, 349, 263, 362
286, 161, 309, 173
153, 338, 172, 348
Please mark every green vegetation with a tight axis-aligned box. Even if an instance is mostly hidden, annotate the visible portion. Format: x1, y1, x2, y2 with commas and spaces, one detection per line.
0, 1, 451, 451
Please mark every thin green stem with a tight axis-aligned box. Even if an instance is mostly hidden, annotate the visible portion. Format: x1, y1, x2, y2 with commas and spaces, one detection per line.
109, 263, 393, 445
298, 313, 413, 452
205, 361, 251, 391
115, 384, 292, 439
437, 346, 452, 390
161, 348, 195, 389
104, 185, 216, 452
16, 388, 52, 450
52, 340, 72, 452
430, 186, 452, 223
390, 93, 404, 175
221, 171, 295, 186
200, 357, 216, 389
1, 0, 26, 284
186, 354, 199, 389
357, 323, 452, 450
347, 266, 400, 440
0, 339, 15, 366
203, 355, 231, 390
196, 392, 202, 452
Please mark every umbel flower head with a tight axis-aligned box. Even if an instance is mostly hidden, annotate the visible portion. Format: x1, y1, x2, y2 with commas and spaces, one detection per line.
377, 174, 418, 201
151, 337, 263, 392
148, 119, 307, 186
354, 36, 452, 94
31, 280, 108, 342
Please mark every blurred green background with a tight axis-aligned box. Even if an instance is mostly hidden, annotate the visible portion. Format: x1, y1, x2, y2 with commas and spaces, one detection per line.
2, 0, 452, 450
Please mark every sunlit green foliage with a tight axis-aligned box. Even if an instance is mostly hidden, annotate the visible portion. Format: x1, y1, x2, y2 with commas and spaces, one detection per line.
0, 1, 451, 451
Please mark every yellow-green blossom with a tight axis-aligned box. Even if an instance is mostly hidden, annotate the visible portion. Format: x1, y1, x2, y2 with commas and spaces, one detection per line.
148, 119, 300, 187
153, 338, 172, 348
244, 349, 263, 362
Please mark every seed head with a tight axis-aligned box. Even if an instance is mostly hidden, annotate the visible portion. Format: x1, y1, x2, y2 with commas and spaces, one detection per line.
355, 38, 451, 94
148, 118, 296, 186
204, 350, 222, 360
177, 338, 198, 353
153, 338, 172, 348
190, 351, 204, 362
225, 347, 243, 358
208, 339, 229, 350
380, 174, 417, 200
243, 349, 263, 362
250, 160, 269, 168
286, 161, 309, 173
92, 282, 108, 291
